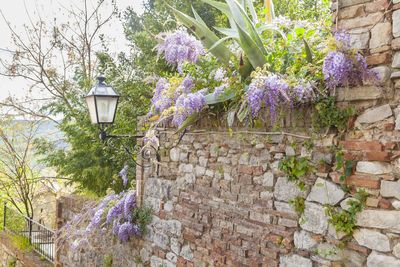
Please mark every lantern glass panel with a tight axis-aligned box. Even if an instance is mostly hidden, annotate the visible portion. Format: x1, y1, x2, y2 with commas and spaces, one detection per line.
95, 96, 118, 124
85, 95, 98, 124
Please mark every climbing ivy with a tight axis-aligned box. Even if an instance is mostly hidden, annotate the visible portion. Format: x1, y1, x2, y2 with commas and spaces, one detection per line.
103, 255, 113, 267
289, 196, 305, 216
324, 189, 369, 236
313, 97, 356, 132
279, 156, 315, 189
332, 146, 354, 182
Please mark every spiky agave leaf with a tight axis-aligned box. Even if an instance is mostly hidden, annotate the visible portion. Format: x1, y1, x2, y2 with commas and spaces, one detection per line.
167, 4, 233, 66
226, 0, 268, 58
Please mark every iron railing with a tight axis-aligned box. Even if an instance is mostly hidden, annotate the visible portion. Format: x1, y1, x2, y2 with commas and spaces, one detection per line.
3, 203, 55, 263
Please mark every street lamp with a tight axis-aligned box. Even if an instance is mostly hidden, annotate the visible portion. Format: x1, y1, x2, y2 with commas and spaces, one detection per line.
85, 76, 157, 167
85, 76, 120, 138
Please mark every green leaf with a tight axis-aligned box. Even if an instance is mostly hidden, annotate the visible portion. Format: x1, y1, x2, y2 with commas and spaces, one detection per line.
237, 107, 249, 122
201, 0, 237, 30
200, 0, 231, 14
205, 92, 235, 105
175, 113, 199, 134
303, 38, 313, 63
214, 27, 239, 39
295, 27, 306, 37
235, 23, 268, 68
344, 160, 353, 177
168, 5, 233, 66
257, 24, 287, 41
226, 0, 267, 56
208, 36, 234, 52
244, 0, 258, 24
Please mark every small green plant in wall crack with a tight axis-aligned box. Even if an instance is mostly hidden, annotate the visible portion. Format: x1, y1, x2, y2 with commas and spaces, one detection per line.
289, 196, 305, 216
324, 189, 368, 236
333, 146, 354, 182
103, 255, 113, 267
279, 156, 314, 189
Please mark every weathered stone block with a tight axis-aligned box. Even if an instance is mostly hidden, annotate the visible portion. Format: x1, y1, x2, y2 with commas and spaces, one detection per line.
394, 52, 400, 68
394, 10, 400, 38
357, 210, 400, 232
339, 0, 373, 8
254, 172, 274, 187
307, 178, 345, 205
338, 12, 383, 30
170, 147, 180, 162
339, 5, 365, 19
300, 202, 328, 234
370, 22, 392, 49
180, 245, 193, 261
367, 251, 400, 267
393, 38, 400, 50
353, 228, 390, 252
274, 177, 308, 202
393, 243, 400, 258
355, 104, 393, 124
316, 243, 343, 261
381, 180, 400, 200
356, 161, 392, 174
349, 28, 370, 49
372, 66, 391, 84
336, 86, 383, 101
294, 230, 317, 250
367, 52, 392, 65
342, 249, 367, 267
280, 254, 312, 267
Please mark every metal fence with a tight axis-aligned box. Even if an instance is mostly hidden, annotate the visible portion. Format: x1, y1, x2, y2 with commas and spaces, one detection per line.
3, 203, 55, 263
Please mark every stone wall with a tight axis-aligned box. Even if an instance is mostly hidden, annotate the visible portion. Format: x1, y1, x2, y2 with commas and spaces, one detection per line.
0, 232, 52, 267
333, 0, 400, 105
58, 0, 400, 266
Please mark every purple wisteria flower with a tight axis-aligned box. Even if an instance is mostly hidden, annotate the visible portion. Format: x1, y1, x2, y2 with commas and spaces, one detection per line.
323, 51, 353, 89
334, 30, 351, 50
112, 220, 120, 235
247, 75, 291, 120
172, 90, 207, 127
213, 84, 226, 98
106, 199, 124, 224
118, 222, 140, 242
156, 30, 205, 73
151, 78, 172, 114
214, 68, 226, 82
92, 208, 104, 227
181, 75, 195, 94
354, 53, 378, 82
123, 192, 136, 219
323, 51, 376, 89
119, 164, 129, 188
293, 83, 314, 103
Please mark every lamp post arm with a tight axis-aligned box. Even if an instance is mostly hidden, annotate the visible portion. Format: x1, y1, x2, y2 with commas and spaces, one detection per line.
99, 128, 144, 141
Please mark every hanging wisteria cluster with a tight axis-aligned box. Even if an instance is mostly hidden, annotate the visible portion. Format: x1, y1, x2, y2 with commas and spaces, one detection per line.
149, 74, 208, 127
247, 73, 314, 119
86, 190, 141, 242
323, 31, 377, 89
156, 29, 206, 73
58, 190, 152, 254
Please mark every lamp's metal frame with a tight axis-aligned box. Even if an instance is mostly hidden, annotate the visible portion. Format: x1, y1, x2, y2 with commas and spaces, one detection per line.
99, 126, 158, 168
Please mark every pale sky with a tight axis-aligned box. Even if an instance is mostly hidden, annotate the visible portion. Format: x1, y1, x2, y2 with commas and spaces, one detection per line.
0, 0, 145, 102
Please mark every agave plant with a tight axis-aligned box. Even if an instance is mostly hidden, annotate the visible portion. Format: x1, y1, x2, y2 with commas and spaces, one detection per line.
169, 0, 280, 77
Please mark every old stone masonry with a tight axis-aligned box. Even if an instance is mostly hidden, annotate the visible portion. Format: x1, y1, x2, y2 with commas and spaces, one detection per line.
57, 0, 400, 266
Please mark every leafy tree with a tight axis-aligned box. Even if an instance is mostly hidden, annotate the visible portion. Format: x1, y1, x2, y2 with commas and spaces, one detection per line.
0, 118, 42, 218
0, 0, 222, 196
